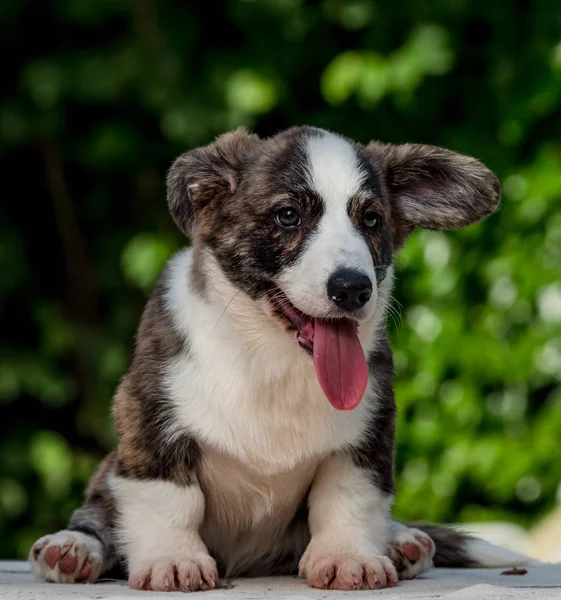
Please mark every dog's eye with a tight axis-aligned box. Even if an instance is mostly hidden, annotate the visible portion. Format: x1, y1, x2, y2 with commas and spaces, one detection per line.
275, 206, 301, 228
363, 210, 381, 229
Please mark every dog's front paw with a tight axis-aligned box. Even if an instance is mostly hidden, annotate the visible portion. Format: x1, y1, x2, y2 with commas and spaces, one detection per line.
29, 530, 103, 583
129, 554, 218, 592
388, 527, 435, 580
299, 552, 398, 590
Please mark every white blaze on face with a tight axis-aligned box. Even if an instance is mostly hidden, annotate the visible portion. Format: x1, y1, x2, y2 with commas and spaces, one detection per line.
278, 131, 377, 318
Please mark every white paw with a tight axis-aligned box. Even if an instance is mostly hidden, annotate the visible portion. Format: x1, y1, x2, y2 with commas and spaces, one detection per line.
129, 554, 218, 592
29, 530, 103, 583
388, 527, 435, 580
299, 551, 398, 590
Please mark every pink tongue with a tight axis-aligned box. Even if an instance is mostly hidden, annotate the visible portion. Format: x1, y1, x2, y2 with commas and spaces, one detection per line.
312, 319, 369, 411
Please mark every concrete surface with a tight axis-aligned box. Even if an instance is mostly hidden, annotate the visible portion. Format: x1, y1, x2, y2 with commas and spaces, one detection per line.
1, 561, 560, 600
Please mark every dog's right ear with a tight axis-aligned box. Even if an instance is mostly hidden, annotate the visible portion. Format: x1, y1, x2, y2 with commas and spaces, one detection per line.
166, 128, 260, 236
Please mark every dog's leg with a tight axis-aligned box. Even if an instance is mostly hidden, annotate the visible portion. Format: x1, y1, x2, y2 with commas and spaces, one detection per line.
29, 454, 119, 583
110, 474, 218, 592
298, 453, 398, 591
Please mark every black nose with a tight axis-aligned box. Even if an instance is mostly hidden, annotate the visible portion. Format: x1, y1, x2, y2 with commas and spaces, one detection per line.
327, 269, 373, 312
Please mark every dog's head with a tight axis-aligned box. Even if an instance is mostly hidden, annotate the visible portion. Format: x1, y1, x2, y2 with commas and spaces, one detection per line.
167, 126, 500, 409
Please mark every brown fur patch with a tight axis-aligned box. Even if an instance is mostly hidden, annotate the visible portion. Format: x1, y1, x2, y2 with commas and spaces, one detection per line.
169, 127, 327, 299
366, 142, 501, 249
113, 272, 200, 485
167, 128, 261, 237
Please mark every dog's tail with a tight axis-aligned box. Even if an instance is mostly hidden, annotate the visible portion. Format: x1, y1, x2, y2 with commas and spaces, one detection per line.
413, 523, 541, 568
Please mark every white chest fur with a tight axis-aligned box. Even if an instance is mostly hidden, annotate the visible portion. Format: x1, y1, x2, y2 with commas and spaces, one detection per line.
163, 249, 378, 475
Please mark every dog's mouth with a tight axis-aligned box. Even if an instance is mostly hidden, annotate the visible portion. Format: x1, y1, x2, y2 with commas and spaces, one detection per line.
268, 290, 369, 411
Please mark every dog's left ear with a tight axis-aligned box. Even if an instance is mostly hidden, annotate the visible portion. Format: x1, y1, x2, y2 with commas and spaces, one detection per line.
167, 128, 260, 236
368, 142, 500, 244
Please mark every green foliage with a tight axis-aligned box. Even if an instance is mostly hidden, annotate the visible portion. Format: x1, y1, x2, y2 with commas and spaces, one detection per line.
1, 0, 560, 558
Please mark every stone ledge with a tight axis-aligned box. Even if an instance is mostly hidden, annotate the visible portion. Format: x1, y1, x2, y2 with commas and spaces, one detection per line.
1, 561, 560, 599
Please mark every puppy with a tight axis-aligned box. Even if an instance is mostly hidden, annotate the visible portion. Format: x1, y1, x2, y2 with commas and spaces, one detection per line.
29, 127, 535, 591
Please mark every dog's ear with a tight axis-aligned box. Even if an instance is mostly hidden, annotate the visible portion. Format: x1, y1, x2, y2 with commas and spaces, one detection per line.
368, 142, 500, 245
166, 128, 260, 236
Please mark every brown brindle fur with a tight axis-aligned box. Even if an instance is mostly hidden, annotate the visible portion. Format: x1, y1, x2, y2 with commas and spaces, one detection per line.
112, 276, 200, 486
373, 142, 501, 245
176, 129, 328, 300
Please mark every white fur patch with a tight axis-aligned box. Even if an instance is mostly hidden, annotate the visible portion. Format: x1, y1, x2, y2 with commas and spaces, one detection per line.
109, 475, 210, 574
299, 454, 398, 588
465, 538, 542, 568
277, 131, 377, 320
305, 453, 391, 556
306, 131, 366, 207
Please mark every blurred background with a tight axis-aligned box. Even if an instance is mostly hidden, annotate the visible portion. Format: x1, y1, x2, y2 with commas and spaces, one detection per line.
1, 0, 561, 562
